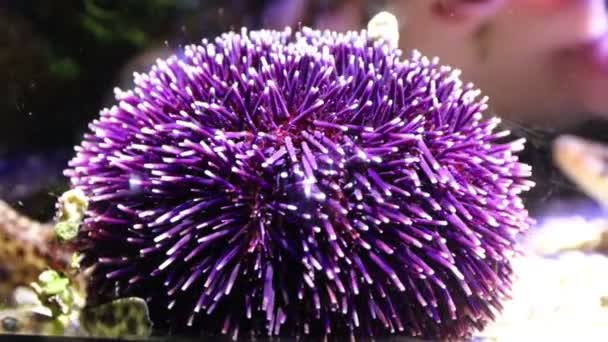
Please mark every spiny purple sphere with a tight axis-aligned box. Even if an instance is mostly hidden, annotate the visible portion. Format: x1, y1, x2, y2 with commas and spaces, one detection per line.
66, 27, 534, 340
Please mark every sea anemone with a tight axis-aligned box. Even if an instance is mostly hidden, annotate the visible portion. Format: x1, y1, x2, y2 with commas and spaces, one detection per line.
65, 27, 534, 340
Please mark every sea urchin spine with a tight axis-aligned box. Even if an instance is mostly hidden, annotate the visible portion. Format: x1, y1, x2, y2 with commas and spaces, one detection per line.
66, 27, 534, 340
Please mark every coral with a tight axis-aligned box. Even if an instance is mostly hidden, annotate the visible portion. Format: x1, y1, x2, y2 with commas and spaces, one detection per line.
0, 200, 70, 300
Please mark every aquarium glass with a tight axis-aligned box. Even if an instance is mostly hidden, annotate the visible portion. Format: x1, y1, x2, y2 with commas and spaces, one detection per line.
2, 1, 608, 341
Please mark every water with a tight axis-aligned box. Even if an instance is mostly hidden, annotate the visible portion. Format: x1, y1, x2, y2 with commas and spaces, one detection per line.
2, 1, 608, 341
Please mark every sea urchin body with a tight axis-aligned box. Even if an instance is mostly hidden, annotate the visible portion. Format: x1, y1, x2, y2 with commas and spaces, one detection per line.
66, 27, 534, 340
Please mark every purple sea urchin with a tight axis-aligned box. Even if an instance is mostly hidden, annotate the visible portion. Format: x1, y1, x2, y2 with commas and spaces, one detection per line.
65, 27, 534, 340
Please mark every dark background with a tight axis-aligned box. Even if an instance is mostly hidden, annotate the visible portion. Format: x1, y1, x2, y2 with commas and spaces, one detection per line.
0, 0, 277, 219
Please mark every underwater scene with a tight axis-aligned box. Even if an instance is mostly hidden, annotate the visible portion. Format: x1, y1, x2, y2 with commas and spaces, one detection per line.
2, 1, 608, 341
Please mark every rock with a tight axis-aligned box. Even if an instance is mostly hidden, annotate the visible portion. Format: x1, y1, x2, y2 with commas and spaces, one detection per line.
476, 252, 608, 341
